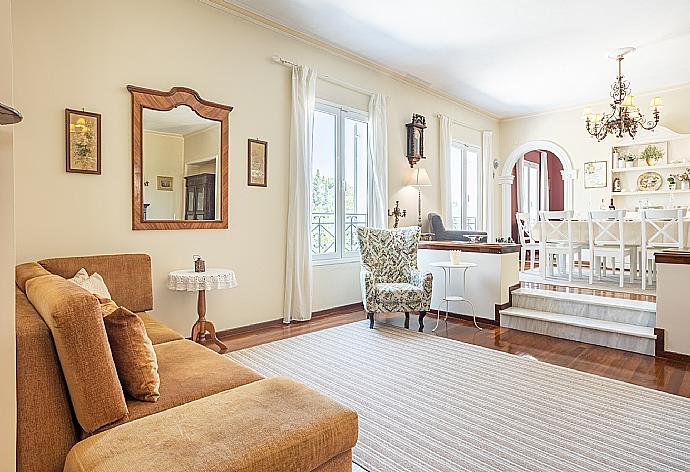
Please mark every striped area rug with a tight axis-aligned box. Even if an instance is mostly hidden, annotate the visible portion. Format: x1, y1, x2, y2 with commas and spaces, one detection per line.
226, 321, 690, 472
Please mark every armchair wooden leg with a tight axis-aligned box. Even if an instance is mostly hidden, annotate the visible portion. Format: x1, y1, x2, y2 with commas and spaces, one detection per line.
418, 311, 426, 332
404, 312, 410, 329
367, 312, 375, 329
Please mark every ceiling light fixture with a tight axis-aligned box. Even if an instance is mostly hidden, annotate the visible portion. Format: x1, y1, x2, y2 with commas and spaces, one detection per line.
583, 47, 662, 141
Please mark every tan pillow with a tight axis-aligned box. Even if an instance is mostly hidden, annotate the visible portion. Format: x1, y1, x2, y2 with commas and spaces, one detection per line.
96, 295, 119, 317
25, 274, 128, 433
104, 307, 160, 402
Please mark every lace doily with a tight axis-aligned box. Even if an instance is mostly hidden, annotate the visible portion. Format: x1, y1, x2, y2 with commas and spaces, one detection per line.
167, 268, 237, 291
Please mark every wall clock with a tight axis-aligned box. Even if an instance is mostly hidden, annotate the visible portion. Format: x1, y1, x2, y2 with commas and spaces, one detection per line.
406, 114, 426, 167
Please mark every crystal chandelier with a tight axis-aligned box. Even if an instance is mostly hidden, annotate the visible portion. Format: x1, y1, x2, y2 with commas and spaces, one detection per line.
583, 47, 663, 141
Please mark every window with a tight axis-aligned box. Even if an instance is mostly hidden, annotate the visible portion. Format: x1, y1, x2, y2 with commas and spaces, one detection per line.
521, 160, 539, 222
450, 141, 482, 231
311, 101, 368, 261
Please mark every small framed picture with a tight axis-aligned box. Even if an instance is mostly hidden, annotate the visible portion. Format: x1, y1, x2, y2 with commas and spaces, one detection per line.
65, 109, 101, 174
157, 175, 173, 191
248, 138, 268, 187
584, 161, 608, 188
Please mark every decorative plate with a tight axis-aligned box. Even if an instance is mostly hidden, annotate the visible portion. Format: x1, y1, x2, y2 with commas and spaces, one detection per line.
637, 172, 663, 192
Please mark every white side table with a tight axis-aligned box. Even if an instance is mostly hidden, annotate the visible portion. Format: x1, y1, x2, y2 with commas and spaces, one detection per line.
429, 261, 480, 332
168, 268, 237, 353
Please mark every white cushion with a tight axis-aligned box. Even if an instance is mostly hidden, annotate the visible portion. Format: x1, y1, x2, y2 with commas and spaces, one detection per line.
68, 268, 112, 299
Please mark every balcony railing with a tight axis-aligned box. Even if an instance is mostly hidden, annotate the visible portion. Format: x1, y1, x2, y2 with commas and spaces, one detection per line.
312, 212, 367, 255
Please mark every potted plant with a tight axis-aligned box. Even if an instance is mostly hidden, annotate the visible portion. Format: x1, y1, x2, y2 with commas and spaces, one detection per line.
640, 145, 664, 167
624, 152, 636, 168
678, 170, 690, 190
668, 175, 677, 190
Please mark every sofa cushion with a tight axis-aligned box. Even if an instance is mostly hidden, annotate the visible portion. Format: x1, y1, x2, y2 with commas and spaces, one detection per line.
39, 254, 153, 312
64, 377, 359, 472
25, 274, 128, 433
15, 262, 51, 292
98, 339, 263, 431
105, 307, 160, 402
137, 312, 184, 344
15, 287, 79, 472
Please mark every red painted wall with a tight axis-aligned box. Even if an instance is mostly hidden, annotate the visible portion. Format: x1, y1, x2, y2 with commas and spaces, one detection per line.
510, 150, 564, 242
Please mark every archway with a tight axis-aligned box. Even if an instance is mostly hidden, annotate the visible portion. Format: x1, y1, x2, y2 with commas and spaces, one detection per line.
499, 140, 577, 238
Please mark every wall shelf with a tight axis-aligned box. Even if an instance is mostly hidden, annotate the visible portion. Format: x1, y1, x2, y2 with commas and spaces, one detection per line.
612, 189, 690, 196
612, 163, 690, 173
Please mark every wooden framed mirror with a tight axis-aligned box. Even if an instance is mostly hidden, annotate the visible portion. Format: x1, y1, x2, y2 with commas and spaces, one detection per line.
127, 85, 232, 230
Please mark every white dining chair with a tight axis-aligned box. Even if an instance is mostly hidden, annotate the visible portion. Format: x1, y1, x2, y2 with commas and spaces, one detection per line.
516, 212, 539, 272
539, 210, 584, 281
587, 210, 635, 288
641, 208, 685, 289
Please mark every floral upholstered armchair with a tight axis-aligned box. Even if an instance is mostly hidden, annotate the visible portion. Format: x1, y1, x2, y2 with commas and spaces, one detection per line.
356, 226, 433, 331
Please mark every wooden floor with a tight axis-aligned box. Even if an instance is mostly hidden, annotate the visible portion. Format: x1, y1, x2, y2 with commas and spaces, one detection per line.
521, 281, 656, 302
220, 309, 690, 398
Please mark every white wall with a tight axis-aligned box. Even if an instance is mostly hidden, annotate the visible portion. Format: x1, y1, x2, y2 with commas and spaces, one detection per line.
143, 132, 185, 220
12, 0, 499, 334
0, 0, 16, 467
499, 84, 690, 233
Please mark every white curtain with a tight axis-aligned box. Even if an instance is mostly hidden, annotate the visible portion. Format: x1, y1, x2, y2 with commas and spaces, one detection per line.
439, 115, 453, 226
283, 64, 317, 323
482, 130, 494, 241
540, 151, 549, 211
515, 156, 525, 213
367, 94, 389, 229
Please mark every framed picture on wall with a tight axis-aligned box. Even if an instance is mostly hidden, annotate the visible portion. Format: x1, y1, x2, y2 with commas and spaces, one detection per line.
157, 175, 173, 191
65, 109, 101, 174
584, 161, 607, 188
248, 138, 268, 187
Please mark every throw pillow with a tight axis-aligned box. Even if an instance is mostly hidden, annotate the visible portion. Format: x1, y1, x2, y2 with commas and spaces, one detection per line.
104, 307, 160, 402
68, 268, 112, 300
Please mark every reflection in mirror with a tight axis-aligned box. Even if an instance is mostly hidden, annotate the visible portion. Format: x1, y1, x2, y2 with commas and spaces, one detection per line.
142, 106, 220, 221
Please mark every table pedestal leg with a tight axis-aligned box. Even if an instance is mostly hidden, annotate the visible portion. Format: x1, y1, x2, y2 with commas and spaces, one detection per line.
191, 290, 228, 354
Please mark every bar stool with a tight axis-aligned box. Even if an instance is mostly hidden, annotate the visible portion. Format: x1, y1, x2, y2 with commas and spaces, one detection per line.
429, 261, 480, 331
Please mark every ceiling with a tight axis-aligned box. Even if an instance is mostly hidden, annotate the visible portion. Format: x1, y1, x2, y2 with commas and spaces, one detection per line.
224, 0, 690, 118
143, 106, 217, 135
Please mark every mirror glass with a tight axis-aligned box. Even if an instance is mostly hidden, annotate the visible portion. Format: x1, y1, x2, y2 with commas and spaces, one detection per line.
142, 106, 221, 221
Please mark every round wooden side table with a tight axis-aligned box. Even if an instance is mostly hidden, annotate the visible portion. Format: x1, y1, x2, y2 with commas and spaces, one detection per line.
168, 268, 237, 353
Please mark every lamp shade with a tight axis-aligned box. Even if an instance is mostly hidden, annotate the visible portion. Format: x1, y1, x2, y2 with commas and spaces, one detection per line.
0, 102, 22, 125
407, 167, 432, 187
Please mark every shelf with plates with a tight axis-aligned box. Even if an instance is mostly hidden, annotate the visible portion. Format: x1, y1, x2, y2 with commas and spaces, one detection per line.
611, 163, 690, 173
612, 189, 690, 196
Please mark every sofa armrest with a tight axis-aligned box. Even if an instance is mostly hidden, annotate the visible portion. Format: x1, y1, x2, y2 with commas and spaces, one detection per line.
410, 269, 433, 310
360, 267, 378, 313
64, 377, 358, 472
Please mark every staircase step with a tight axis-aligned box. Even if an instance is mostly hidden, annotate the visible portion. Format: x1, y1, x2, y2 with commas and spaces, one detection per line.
500, 307, 656, 355
512, 288, 656, 312
511, 288, 656, 327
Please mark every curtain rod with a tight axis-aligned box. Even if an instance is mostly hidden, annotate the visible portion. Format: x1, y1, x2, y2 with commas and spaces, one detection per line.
436, 113, 484, 133
271, 55, 375, 98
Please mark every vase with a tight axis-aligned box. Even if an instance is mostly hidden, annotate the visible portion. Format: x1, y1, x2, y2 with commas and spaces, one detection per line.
669, 183, 677, 191
682, 181, 690, 191
625, 161, 634, 168
645, 156, 658, 167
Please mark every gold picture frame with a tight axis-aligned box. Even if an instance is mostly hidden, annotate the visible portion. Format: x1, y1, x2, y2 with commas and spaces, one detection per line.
248, 139, 268, 187
65, 109, 101, 174
157, 175, 174, 191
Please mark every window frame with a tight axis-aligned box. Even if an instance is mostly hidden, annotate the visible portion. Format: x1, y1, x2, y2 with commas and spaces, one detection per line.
450, 140, 483, 231
312, 99, 369, 265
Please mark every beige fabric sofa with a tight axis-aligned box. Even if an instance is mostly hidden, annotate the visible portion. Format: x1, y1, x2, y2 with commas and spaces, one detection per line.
15, 254, 358, 472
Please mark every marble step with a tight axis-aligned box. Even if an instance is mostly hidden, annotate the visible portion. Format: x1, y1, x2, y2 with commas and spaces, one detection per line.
511, 288, 656, 327
500, 307, 656, 355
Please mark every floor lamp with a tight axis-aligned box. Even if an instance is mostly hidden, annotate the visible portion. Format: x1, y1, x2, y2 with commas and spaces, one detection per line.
407, 167, 432, 227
